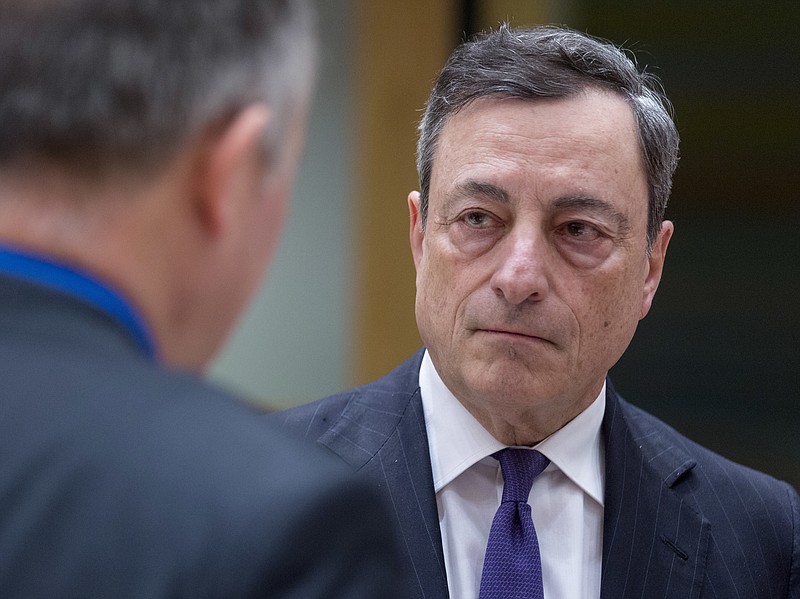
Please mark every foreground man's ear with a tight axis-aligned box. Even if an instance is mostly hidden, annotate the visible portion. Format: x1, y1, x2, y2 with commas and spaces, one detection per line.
193, 104, 272, 237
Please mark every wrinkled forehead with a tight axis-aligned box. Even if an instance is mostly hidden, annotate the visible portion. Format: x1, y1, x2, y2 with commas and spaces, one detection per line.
434, 87, 643, 162
432, 92, 644, 178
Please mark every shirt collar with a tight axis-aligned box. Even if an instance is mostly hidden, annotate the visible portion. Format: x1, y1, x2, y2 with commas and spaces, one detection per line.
420, 349, 605, 506
0, 244, 157, 359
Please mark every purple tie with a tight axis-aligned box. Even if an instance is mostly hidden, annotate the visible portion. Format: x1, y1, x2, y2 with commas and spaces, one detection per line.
479, 448, 550, 599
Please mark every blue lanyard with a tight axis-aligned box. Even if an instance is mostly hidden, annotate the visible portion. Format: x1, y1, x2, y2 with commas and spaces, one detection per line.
0, 244, 157, 359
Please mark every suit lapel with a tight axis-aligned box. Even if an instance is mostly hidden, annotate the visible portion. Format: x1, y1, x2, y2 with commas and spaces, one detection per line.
317, 352, 449, 599
601, 386, 710, 598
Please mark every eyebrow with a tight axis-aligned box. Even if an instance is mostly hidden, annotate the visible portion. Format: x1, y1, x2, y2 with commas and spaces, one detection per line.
553, 195, 631, 233
447, 179, 511, 206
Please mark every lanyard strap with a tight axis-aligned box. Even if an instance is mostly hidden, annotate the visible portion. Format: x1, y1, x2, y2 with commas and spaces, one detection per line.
0, 244, 156, 359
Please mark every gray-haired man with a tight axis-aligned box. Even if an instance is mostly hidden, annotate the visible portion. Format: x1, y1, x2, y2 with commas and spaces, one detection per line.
274, 25, 799, 599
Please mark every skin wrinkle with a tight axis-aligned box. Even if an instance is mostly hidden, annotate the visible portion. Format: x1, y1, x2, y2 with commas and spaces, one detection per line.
410, 91, 672, 446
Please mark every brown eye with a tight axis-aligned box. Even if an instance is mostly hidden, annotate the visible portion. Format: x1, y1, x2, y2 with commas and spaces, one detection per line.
463, 211, 491, 227
564, 221, 600, 241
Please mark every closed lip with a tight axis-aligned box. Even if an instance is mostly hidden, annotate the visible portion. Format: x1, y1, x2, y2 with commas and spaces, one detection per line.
476, 327, 554, 344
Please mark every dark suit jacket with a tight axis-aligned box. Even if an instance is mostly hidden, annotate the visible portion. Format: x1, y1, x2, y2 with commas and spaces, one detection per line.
273, 350, 800, 598
0, 275, 403, 598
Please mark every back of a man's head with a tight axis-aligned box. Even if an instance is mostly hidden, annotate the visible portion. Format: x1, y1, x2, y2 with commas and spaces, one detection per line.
0, 0, 317, 369
0, 0, 315, 178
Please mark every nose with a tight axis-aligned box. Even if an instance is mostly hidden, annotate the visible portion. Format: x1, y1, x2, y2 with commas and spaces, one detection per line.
489, 230, 550, 305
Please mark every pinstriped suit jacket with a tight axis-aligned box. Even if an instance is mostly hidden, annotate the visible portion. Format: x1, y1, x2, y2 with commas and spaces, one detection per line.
273, 350, 799, 598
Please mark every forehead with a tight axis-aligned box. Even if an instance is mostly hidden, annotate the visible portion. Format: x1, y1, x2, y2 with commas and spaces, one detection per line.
430, 91, 648, 218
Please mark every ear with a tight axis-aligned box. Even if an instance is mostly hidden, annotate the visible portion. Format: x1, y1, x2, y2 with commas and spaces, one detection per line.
194, 104, 271, 236
640, 220, 674, 319
408, 190, 424, 269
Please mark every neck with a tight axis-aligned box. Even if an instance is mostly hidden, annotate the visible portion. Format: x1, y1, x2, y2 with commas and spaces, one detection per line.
0, 164, 217, 373
457, 384, 604, 446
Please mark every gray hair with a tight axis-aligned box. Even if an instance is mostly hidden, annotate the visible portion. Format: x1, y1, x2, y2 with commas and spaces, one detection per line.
417, 25, 679, 249
0, 0, 315, 175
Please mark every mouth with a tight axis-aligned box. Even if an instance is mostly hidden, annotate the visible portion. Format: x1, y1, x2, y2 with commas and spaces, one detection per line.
476, 328, 553, 345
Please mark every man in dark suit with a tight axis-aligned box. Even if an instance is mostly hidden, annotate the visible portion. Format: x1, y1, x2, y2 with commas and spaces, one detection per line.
274, 26, 800, 598
0, 0, 403, 597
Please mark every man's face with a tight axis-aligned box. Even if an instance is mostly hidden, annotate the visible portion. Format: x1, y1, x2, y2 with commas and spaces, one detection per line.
409, 90, 672, 440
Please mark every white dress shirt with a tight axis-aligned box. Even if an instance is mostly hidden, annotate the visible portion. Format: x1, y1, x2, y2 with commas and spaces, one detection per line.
419, 350, 605, 599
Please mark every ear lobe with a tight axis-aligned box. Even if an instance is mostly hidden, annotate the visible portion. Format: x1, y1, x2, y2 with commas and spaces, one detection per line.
195, 104, 272, 236
640, 220, 674, 319
408, 191, 424, 268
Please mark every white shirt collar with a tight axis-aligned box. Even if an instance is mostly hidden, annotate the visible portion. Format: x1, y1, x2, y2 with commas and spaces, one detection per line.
419, 349, 605, 506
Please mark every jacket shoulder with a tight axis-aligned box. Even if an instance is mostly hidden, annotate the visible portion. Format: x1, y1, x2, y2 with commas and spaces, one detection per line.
270, 350, 425, 441
618, 395, 795, 496
615, 394, 798, 570
610, 392, 798, 596
0, 345, 402, 597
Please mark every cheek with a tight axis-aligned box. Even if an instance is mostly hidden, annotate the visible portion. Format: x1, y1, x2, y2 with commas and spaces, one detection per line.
416, 259, 451, 324
573, 269, 644, 357
261, 187, 290, 250
414, 250, 472, 339
415, 275, 446, 355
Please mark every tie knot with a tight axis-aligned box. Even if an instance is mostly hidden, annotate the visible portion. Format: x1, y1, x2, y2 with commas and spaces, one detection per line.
492, 448, 549, 503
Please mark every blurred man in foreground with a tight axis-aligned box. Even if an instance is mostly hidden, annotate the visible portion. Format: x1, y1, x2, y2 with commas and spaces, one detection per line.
275, 25, 799, 598
0, 0, 402, 596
